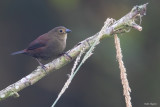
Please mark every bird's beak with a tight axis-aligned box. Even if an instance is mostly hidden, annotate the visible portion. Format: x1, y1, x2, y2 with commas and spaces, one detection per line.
66, 29, 72, 33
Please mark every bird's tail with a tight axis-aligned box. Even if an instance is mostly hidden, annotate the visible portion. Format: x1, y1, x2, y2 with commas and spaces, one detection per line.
11, 50, 25, 55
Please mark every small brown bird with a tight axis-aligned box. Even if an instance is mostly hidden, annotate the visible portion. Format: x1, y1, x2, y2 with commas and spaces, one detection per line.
11, 26, 71, 68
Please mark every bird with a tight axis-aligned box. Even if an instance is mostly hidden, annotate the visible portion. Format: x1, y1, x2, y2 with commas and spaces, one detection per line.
11, 26, 71, 68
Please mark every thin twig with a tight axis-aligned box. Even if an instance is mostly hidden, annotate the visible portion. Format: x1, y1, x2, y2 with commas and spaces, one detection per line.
51, 47, 85, 107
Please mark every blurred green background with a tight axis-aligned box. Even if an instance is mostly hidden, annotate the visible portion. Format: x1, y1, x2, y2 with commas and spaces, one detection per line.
0, 0, 159, 107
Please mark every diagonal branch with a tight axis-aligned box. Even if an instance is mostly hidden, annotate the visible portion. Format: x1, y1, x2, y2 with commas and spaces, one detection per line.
0, 3, 148, 101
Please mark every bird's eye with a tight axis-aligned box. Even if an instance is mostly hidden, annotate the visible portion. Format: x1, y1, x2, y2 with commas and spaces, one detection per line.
59, 30, 63, 33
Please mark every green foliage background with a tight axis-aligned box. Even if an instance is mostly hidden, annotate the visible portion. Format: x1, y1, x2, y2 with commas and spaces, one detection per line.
0, 0, 159, 107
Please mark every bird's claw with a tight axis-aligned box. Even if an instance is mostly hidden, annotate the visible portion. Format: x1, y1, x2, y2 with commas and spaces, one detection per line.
64, 52, 72, 60
59, 52, 72, 60
41, 64, 46, 69
38, 64, 47, 73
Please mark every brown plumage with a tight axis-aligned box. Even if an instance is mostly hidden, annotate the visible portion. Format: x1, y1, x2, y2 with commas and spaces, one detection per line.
11, 26, 71, 67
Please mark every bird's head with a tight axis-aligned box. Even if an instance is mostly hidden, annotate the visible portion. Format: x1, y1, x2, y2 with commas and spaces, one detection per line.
49, 26, 71, 40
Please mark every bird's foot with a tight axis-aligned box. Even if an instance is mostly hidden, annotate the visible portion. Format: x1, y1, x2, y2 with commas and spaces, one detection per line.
41, 64, 46, 70
37, 64, 47, 73
36, 58, 47, 73
59, 52, 72, 60
64, 52, 72, 60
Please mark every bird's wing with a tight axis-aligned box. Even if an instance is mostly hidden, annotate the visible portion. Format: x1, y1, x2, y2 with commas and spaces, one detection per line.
27, 33, 49, 50
27, 42, 46, 50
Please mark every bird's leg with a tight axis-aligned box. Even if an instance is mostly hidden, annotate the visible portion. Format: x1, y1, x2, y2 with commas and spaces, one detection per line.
59, 52, 72, 60
35, 58, 46, 71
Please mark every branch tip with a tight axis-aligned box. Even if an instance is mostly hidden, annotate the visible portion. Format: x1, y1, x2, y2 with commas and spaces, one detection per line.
131, 23, 142, 31
132, 3, 148, 16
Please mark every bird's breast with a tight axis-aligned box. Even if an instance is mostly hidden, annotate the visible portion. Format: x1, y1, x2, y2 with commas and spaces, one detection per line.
46, 39, 66, 55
